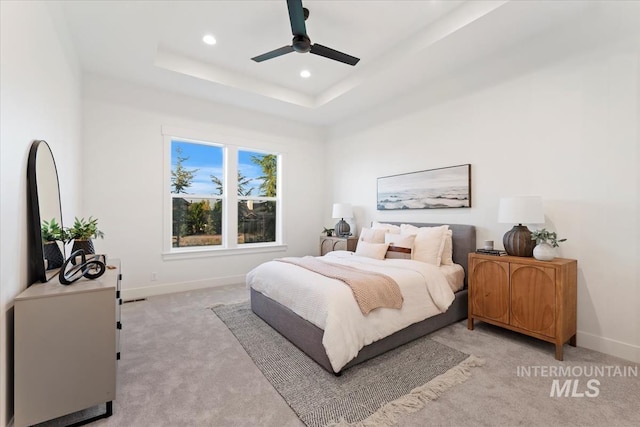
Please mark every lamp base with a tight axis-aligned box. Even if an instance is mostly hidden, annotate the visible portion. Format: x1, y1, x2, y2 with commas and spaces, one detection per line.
503, 224, 535, 257
335, 219, 351, 237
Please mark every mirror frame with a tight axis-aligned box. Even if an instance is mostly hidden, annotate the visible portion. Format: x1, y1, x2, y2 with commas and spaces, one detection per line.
27, 140, 64, 284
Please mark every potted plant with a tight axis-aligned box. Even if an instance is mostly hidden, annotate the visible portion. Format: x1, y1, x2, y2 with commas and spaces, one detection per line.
531, 228, 566, 261
323, 227, 334, 237
41, 218, 65, 269
65, 216, 105, 255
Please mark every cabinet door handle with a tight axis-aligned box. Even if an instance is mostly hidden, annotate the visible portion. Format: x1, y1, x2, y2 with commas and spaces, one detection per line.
117, 321, 122, 330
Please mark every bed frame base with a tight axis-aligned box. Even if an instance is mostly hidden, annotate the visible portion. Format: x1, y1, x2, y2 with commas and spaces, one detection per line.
250, 287, 468, 374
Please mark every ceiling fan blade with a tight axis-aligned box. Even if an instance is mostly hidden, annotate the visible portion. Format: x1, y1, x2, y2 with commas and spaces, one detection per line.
287, 0, 307, 36
310, 44, 360, 66
251, 45, 295, 62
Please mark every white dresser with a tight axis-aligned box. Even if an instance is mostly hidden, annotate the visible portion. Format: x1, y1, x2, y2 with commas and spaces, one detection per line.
14, 260, 122, 427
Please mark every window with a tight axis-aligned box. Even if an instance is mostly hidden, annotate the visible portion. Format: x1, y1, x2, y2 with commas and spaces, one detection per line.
237, 150, 278, 244
171, 141, 223, 248
166, 134, 281, 255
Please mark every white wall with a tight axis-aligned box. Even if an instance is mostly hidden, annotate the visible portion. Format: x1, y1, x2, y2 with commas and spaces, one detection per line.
0, 2, 83, 425
325, 34, 639, 361
81, 75, 326, 299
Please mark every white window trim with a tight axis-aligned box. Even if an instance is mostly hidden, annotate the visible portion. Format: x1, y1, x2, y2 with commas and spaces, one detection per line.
161, 244, 288, 260
162, 126, 285, 258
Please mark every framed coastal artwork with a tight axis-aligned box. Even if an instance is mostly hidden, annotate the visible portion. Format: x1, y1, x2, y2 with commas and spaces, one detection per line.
377, 164, 471, 210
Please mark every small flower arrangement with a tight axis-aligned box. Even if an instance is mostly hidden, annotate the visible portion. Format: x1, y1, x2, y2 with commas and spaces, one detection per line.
531, 228, 566, 248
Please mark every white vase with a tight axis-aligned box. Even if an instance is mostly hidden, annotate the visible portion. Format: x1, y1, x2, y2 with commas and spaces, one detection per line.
533, 242, 555, 261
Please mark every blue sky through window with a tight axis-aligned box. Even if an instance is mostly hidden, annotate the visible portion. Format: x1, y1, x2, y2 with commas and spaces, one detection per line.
171, 140, 270, 196
238, 149, 267, 196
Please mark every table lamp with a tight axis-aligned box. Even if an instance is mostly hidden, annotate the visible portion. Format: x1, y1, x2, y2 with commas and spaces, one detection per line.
332, 203, 353, 237
498, 196, 544, 257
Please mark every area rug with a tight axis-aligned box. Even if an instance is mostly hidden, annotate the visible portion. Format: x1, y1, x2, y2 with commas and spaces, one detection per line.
211, 301, 483, 427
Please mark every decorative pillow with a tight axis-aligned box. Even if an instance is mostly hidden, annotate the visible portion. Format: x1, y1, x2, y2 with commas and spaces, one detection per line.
412, 225, 449, 266
441, 230, 454, 265
372, 221, 401, 234
355, 241, 389, 260
359, 227, 387, 243
385, 248, 412, 260
384, 233, 415, 249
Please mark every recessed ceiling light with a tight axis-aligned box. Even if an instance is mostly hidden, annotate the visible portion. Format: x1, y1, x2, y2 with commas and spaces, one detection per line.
300, 70, 311, 78
202, 34, 216, 46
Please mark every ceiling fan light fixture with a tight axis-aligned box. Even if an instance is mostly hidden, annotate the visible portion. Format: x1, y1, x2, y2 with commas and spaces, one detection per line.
202, 34, 217, 46
250, 0, 359, 66
300, 70, 311, 78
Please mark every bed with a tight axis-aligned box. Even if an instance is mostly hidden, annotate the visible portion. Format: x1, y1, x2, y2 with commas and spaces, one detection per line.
248, 222, 476, 374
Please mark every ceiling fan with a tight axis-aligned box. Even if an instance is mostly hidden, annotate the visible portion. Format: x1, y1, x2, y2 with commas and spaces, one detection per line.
251, 0, 360, 66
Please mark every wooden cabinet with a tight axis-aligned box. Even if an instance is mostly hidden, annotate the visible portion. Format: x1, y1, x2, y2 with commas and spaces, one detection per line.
14, 260, 122, 427
320, 236, 358, 255
467, 253, 577, 360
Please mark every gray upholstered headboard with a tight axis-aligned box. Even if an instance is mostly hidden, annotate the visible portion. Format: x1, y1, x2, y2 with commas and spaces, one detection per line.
385, 222, 476, 286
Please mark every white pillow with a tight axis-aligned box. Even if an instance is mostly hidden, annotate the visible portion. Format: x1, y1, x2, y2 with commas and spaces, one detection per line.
412, 225, 449, 266
355, 241, 389, 260
400, 223, 420, 235
384, 233, 415, 249
441, 230, 454, 266
359, 227, 386, 243
372, 221, 401, 234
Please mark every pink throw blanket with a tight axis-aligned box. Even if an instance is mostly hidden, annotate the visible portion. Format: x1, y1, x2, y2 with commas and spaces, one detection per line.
276, 257, 403, 315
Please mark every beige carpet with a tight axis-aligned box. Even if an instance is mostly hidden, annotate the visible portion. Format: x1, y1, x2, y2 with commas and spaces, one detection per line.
35, 283, 639, 427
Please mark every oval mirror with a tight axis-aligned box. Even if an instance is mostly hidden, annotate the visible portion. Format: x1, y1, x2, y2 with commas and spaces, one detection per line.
27, 140, 64, 283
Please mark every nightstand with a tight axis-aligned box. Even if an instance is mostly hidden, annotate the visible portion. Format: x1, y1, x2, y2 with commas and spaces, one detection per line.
467, 253, 577, 360
320, 236, 358, 255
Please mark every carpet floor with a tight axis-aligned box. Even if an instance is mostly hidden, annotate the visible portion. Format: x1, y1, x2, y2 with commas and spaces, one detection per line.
34, 283, 639, 427
211, 301, 481, 426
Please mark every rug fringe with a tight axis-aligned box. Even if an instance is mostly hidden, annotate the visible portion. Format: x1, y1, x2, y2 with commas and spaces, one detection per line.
328, 355, 485, 427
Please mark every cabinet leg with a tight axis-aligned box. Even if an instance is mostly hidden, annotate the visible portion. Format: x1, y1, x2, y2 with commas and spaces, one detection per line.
467, 317, 474, 330
555, 344, 564, 361
65, 401, 113, 427
569, 335, 577, 347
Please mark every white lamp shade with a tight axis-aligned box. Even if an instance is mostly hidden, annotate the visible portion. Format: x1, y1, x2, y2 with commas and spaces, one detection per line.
332, 203, 353, 219
498, 196, 544, 224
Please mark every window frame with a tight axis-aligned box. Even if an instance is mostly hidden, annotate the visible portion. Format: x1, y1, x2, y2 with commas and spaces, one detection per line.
162, 126, 286, 259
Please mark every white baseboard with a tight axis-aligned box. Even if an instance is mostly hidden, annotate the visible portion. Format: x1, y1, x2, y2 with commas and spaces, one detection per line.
577, 330, 640, 363
121, 275, 246, 301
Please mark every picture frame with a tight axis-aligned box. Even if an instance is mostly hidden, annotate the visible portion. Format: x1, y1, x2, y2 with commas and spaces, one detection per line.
377, 164, 471, 210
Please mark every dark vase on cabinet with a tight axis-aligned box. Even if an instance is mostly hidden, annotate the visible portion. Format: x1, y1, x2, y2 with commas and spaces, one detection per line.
43, 242, 64, 269
72, 239, 95, 255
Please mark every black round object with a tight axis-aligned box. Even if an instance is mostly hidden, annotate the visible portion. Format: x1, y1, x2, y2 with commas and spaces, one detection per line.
292, 35, 311, 53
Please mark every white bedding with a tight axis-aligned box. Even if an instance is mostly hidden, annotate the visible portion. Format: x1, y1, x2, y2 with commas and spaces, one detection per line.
246, 251, 456, 372
440, 263, 465, 292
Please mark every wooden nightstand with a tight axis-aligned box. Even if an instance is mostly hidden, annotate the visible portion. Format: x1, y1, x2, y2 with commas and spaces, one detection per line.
467, 253, 577, 360
320, 236, 358, 255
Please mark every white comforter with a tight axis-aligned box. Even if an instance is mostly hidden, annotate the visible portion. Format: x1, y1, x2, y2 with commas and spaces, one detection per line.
246, 251, 455, 372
